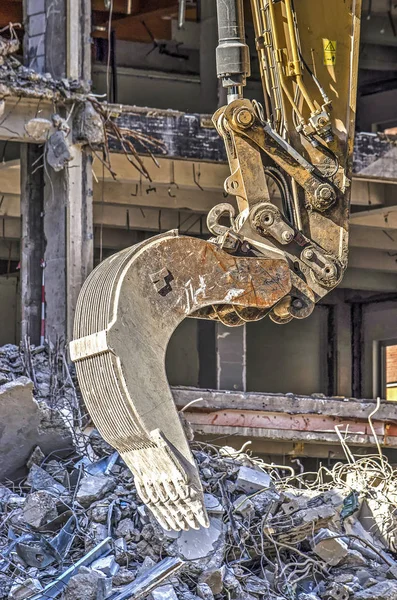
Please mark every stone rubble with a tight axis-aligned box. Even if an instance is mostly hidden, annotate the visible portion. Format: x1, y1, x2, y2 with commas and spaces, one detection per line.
1, 345, 397, 599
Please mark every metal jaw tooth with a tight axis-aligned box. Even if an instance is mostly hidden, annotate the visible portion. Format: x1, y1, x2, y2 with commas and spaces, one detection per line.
148, 502, 183, 532
125, 445, 209, 532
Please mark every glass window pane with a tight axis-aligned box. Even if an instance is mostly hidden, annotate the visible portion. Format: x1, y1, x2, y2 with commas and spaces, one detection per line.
385, 345, 397, 401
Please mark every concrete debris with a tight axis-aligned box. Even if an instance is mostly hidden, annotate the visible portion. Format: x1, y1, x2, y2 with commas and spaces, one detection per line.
8, 578, 42, 599
353, 581, 397, 599
151, 584, 179, 600
22, 490, 58, 529
112, 568, 136, 586
196, 582, 215, 600
198, 568, 224, 594
91, 554, 120, 577
235, 465, 272, 493
73, 100, 105, 145
1, 345, 397, 599
46, 130, 72, 171
63, 566, 111, 600
24, 117, 52, 140
312, 528, 349, 566
76, 474, 116, 507
1, 441, 396, 600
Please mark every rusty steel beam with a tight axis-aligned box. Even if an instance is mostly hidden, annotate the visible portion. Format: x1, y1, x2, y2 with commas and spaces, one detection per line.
172, 388, 397, 448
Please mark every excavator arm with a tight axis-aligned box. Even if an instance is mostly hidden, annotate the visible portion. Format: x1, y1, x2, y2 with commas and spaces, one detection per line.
70, 0, 362, 531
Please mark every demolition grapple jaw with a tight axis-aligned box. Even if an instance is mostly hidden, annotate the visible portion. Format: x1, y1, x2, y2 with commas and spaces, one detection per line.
70, 231, 292, 531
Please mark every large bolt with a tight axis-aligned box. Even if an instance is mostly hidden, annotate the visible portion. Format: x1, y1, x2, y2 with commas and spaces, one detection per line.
292, 299, 304, 310
282, 231, 294, 243
262, 212, 274, 226
315, 184, 333, 202
304, 248, 314, 260
235, 108, 254, 128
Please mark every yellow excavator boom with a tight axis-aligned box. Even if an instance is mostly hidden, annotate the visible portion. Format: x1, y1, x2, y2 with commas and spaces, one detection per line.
70, 0, 362, 531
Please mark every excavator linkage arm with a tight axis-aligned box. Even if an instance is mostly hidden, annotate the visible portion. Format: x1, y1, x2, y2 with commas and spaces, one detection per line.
71, 0, 362, 530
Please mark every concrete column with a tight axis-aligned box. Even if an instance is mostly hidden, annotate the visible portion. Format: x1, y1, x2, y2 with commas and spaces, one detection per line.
336, 301, 352, 397
44, 148, 93, 342
197, 320, 217, 388
199, 0, 219, 113
20, 144, 45, 344
216, 323, 246, 391
21, 0, 93, 344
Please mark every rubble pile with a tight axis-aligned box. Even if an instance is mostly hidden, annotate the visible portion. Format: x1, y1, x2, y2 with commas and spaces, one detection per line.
1, 432, 397, 600
0, 342, 80, 414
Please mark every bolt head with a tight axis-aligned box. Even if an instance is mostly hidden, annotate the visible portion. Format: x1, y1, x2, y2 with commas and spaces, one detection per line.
292, 299, 304, 310
282, 231, 294, 243
262, 212, 274, 226
316, 185, 333, 201
304, 248, 314, 260
236, 108, 254, 127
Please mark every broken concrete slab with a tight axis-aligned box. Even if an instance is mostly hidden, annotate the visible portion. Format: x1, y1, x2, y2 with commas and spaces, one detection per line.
63, 566, 111, 600
198, 568, 224, 595
115, 518, 141, 541
235, 466, 272, 494
24, 117, 52, 140
91, 554, 120, 577
112, 568, 136, 587
233, 494, 255, 518
312, 528, 348, 566
46, 130, 72, 171
22, 490, 58, 529
151, 584, 179, 600
0, 377, 72, 482
27, 464, 66, 496
175, 518, 224, 561
196, 583, 215, 600
76, 474, 116, 507
8, 578, 43, 599
353, 581, 397, 600
203, 494, 224, 516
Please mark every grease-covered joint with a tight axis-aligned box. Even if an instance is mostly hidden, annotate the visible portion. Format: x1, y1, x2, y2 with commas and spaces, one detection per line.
301, 246, 341, 288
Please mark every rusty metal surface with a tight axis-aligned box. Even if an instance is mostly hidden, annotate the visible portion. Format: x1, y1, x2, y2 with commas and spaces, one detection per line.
71, 232, 290, 531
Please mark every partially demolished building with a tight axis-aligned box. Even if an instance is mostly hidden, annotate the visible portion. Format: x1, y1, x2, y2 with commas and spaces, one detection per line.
0, 1, 396, 478
0, 0, 396, 459
1, 2, 397, 599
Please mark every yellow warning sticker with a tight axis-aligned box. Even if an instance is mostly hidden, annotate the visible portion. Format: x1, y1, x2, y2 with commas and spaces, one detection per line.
323, 39, 337, 66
